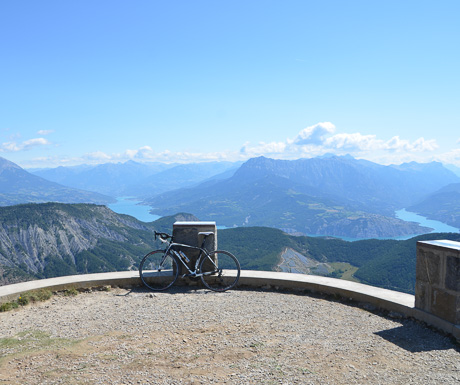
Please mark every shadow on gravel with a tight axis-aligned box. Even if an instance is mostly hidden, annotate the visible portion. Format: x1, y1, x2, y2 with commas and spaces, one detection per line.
375, 324, 459, 353
114, 285, 226, 297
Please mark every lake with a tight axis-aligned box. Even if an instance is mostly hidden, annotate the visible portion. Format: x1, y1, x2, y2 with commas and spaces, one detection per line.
395, 209, 460, 235
108, 197, 160, 223
108, 197, 229, 228
108, 198, 459, 239
308, 209, 460, 242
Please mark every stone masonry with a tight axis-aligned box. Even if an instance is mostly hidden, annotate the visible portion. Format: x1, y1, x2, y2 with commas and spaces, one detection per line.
172, 221, 217, 275
415, 240, 460, 326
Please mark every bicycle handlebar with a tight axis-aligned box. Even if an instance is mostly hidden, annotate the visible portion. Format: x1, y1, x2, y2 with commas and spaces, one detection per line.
154, 231, 172, 243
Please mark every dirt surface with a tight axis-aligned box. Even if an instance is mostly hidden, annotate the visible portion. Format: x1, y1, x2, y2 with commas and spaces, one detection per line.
0, 287, 459, 384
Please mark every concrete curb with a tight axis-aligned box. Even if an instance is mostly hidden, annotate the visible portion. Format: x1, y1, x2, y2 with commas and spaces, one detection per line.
0, 271, 140, 303
0, 270, 458, 341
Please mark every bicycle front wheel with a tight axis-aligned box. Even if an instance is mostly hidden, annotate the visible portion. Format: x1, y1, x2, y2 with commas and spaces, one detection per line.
200, 250, 240, 292
139, 250, 179, 291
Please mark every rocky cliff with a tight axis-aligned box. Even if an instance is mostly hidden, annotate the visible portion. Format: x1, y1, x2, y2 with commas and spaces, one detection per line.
0, 203, 158, 285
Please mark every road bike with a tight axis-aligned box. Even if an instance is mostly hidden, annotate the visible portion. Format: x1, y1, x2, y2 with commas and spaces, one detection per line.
139, 231, 240, 292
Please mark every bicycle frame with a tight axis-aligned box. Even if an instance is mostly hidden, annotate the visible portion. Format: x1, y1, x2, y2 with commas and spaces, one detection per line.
163, 241, 219, 278
140, 230, 240, 292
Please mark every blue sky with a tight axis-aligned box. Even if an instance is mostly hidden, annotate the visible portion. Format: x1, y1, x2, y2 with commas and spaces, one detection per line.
1, 0, 459, 168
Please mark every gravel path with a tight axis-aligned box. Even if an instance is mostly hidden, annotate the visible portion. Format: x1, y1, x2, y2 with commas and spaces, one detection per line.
0, 287, 459, 384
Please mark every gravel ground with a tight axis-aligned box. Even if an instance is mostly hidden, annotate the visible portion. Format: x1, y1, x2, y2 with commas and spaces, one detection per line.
0, 286, 459, 384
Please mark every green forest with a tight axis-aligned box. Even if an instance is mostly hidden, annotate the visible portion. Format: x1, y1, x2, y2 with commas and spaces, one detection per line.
219, 227, 460, 294
1, 203, 460, 294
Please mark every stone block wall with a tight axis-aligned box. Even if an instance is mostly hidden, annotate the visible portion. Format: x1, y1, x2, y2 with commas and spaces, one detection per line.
415, 240, 460, 326
172, 221, 217, 274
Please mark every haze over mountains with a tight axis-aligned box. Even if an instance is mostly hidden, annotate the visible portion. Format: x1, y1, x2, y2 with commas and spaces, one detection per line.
31, 160, 241, 197
2, 155, 460, 238
0, 157, 113, 206
408, 182, 460, 228
145, 156, 460, 238
1, 155, 460, 291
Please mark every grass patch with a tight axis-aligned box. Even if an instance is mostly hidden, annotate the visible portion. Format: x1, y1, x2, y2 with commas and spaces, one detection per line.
0, 285, 107, 314
63, 287, 79, 296
0, 301, 19, 312
0, 330, 80, 362
0, 289, 53, 312
328, 262, 360, 282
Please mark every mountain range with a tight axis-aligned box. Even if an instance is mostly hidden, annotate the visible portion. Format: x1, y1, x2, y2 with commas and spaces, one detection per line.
144, 156, 460, 238
408, 182, 460, 228
3, 155, 460, 238
31, 160, 240, 197
0, 157, 113, 206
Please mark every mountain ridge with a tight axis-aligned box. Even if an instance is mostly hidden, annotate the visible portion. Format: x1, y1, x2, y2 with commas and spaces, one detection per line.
407, 182, 460, 228
0, 202, 459, 294
0, 157, 114, 206
30, 160, 241, 197
145, 156, 457, 238
0, 202, 198, 285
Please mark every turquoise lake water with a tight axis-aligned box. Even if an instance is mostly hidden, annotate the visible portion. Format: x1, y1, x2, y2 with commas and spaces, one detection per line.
307, 209, 460, 242
108, 197, 160, 223
108, 197, 459, 239
108, 197, 228, 228
394, 209, 460, 235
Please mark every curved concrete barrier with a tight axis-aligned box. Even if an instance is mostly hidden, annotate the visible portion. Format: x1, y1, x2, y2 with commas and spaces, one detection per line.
0, 270, 458, 341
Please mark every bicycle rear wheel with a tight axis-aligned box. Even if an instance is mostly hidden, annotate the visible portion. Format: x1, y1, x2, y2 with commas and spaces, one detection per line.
200, 250, 240, 292
139, 250, 179, 291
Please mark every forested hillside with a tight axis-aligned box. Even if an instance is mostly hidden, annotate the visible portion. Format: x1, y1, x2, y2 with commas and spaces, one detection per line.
145, 156, 458, 238
1, 202, 459, 294
219, 227, 460, 294
0, 203, 195, 285
23, 155, 460, 239
408, 183, 460, 228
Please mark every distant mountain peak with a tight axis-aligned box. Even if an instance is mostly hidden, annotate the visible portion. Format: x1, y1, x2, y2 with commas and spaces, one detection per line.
317, 153, 355, 160
0, 157, 22, 172
0, 156, 113, 205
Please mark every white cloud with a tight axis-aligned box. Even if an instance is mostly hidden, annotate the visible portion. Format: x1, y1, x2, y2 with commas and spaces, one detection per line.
240, 141, 287, 157
324, 133, 381, 151
435, 148, 460, 167
37, 130, 54, 135
315, 133, 438, 154
71, 146, 238, 165
293, 122, 336, 145
383, 136, 438, 152
238, 122, 440, 164
17, 122, 445, 168
125, 146, 155, 160
85, 151, 112, 161
0, 137, 51, 152
23, 138, 51, 149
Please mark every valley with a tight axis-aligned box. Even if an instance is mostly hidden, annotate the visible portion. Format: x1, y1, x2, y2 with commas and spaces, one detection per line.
1, 154, 460, 294
0, 202, 459, 294
143, 156, 459, 238
3, 154, 460, 239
